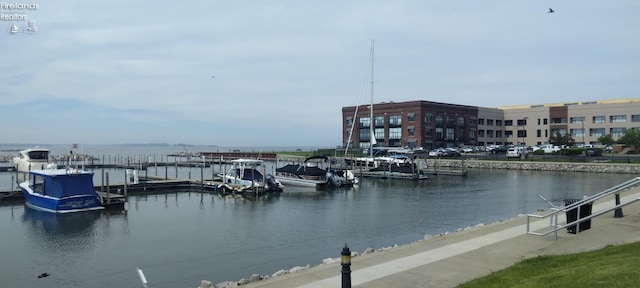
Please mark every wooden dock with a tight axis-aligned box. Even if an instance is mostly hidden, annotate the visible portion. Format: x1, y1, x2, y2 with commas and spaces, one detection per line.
356, 171, 429, 180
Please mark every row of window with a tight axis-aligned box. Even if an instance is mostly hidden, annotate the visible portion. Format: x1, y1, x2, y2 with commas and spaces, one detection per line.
476, 115, 640, 126
350, 114, 640, 130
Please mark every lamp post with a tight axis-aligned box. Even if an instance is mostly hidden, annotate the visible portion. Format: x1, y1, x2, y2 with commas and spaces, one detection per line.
341, 244, 352, 288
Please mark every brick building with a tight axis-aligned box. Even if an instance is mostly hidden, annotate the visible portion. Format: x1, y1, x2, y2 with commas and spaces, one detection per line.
342, 98, 640, 150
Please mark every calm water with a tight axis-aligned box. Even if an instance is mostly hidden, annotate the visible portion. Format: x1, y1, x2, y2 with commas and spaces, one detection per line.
0, 163, 633, 287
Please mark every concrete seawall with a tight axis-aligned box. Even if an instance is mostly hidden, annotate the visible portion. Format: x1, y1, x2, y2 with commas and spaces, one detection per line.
426, 159, 640, 174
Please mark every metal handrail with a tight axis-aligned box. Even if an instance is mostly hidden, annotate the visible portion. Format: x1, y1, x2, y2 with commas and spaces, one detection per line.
527, 176, 640, 240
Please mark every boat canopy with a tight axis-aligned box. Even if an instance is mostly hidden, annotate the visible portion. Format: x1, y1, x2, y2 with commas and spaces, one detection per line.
31, 171, 95, 198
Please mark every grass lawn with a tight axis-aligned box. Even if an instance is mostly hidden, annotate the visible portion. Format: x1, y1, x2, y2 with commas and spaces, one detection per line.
458, 241, 640, 288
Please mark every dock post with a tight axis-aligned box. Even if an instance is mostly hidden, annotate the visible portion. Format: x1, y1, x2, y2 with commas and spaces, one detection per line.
201, 165, 204, 185
106, 172, 110, 205
165, 164, 168, 180
124, 169, 128, 198
11, 175, 13, 192
101, 169, 105, 193
175, 158, 178, 179
251, 168, 256, 194
262, 166, 266, 190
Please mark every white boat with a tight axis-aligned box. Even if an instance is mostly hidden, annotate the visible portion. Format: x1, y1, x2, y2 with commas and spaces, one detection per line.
217, 159, 283, 192
275, 156, 358, 189
12, 147, 56, 173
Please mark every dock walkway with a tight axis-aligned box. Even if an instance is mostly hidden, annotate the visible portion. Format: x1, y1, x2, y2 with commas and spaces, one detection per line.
242, 189, 640, 287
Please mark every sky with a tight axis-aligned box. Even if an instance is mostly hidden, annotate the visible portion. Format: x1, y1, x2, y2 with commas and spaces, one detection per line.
1, 1, 638, 147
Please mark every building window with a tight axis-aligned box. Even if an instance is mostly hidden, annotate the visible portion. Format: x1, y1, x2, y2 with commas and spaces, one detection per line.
504, 120, 513, 126
435, 115, 443, 126
446, 116, 455, 127
611, 127, 626, 137
359, 129, 371, 141
571, 128, 585, 138
496, 131, 503, 138
346, 117, 353, 127
389, 115, 402, 126
469, 128, 476, 139
552, 118, 567, 124
517, 119, 528, 126
424, 113, 433, 123
407, 113, 415, 122
570, 117, 585, 124
505, 131, 513, 138
551, 128, 567, 136
537, 130, 541, 137
425, 128, 433, 137
590, 128, 605, 137
478, 130, 485, 137
388, 127, 401, 139
435, 128, 443, 140
486, 119, 494, 126
446, 128, 455, 140
486, 130, 494, 137
632, 115, 640, 122
375, 116, 385, 127
458, 117, 465, 127
374, 128, 384, 141
408, 126, 415, 136
495, 120, 502, 126
610, 115, 626, 123
469, 118, 476, 125
593, 116, 605, 124
543, 118, 548, 125
478, 118, 485, 125
359, 117, 370, 128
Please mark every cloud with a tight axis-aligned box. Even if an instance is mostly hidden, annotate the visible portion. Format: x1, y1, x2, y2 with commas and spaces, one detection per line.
0, 0, 638, 146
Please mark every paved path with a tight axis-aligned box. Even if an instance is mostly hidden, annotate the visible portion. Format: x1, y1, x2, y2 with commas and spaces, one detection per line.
242, 189, 640, 288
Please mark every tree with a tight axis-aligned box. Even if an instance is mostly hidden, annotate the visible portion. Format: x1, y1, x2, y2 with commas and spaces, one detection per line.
597, 134, 616, 146
549, 131, 575, 147
617, 129, 640, 152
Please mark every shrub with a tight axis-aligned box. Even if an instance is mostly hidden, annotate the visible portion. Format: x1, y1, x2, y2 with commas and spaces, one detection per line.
561, 148, 583, 155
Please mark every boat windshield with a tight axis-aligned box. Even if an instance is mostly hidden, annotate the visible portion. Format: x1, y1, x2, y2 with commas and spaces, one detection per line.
28, 151, 49, 160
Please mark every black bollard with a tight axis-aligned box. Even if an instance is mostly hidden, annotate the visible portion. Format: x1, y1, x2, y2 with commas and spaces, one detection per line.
341, 244, 352, 288
614, 193, 624, 218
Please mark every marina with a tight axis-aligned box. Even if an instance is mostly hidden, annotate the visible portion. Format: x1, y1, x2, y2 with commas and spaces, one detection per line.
0, 144, 635, 288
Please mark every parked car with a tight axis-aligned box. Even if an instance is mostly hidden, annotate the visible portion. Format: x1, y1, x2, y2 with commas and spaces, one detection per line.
540, 144, 561, 154
428, 149, 446, 157
443, 148, 461, 157
506, 147, 525, 158
489, 145, 509, 154
460, 146, 474, 153
586, 147, 603, 157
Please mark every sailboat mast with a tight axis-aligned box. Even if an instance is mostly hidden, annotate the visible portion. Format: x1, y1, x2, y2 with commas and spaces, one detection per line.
369, 39, 375, 157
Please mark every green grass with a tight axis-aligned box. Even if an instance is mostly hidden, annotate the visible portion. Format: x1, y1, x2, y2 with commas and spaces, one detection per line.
458, 242, 640, 288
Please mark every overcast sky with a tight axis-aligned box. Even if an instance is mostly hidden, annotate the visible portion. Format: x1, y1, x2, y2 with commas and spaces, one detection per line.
2, 1, 638, 147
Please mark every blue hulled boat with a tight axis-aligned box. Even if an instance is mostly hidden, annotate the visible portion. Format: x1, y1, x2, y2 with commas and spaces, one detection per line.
19, 169, 104, 213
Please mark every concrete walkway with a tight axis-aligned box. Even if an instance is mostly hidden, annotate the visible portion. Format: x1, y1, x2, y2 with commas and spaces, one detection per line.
243, 189, 640, 288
